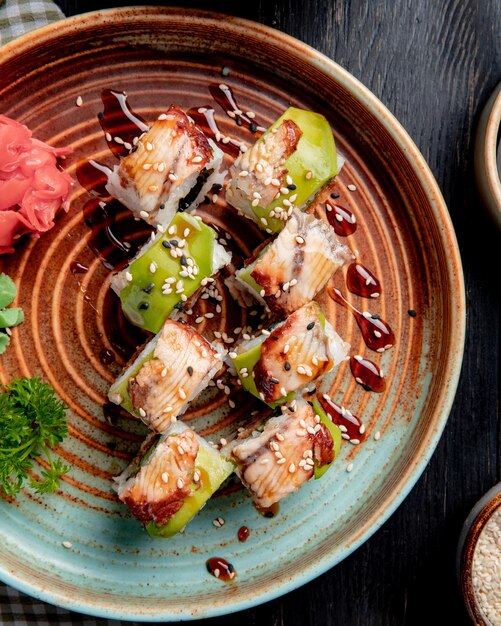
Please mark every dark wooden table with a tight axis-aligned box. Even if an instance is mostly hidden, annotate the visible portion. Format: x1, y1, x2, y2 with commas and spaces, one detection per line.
53, 1, 501, 624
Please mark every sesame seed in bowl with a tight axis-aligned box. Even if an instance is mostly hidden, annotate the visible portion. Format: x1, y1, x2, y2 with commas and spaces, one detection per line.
458, 483, 501, 626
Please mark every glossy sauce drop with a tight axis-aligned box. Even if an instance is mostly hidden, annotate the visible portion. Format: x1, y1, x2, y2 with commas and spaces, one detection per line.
238, 526, 250, 542
70, 261, 89, 275
99, 348, 115, 366
350, 355, 386, 392
99, 89, 149, 158
254, 502, 280, 518
328, 287, 395, 352
206, 557, 236, 582
319, 395, 366, 442
187, 106, 241, 158
346, 262, 381, 299
325, 202, 357, 236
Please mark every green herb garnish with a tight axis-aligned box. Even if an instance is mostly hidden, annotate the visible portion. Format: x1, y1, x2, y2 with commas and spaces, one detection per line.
0, 378, 69, 496
0, 273, 24, 354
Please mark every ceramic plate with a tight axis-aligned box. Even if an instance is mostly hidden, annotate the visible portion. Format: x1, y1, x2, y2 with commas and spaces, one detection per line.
0, 7, 465, 621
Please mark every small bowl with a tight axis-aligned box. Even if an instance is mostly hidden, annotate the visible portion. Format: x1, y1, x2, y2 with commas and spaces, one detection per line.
457, 482, 501, 625
474, 82, 501, 229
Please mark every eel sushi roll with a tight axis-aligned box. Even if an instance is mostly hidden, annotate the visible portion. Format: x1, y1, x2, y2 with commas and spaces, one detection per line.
223, 396, 341, 509
116, 421, 234, 537
109, 319, 224, 432
110, 212, 231, 334
226, 107, 341, 233
106, 106, 224, 227
231, 301, 349, 407
234, 209, 350, 316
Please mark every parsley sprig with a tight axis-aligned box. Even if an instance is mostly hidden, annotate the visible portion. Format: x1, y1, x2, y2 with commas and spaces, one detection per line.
0, 378, 69, 496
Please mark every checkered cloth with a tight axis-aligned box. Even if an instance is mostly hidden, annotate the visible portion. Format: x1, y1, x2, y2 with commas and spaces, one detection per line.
0, 0, 63, 45
0, 5, 134, 624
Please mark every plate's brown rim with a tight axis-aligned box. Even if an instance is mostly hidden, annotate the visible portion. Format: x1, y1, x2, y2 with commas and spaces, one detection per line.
0, 6, 466, 621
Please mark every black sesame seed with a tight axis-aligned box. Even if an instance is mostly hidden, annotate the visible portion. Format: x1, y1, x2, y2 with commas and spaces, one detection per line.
408, 309, 417, 317
306, 322, 315, 330
162, 240, 172, 249
212, 183, 223, 192
98, 112, 104, 121
227, 562, 235, 573
264, 510, 275, 518
269, 377, 280, 385
139, 302, 149, 310
174, 302, 185, 311
142, 283, 154, 294
371, 314, 380, 320
307, 387, 316, 396
180, 255, 188, 266
284, 361, 291, 371
187, 366, 193, 376
249, 122, 257, 133
159, 203, 166, 210
287, 183, 297, 190
170, 239, 179, 246
330, 192, 340, 199
236, 116, 242, 126
362, 383, 373, 392
178, 198, 190, 212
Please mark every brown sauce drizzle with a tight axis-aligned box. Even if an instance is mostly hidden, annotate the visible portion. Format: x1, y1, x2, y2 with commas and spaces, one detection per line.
209, 83, 264, 134
187, 106, 241, 158
206, 557, 236, 582
350, 356, 386, 392
76, 159, 112, 197
319, 395, 366, 443
325, 202, 357, 236
99, 89, 148, 158
346, 262, 381, 299
328, 287, 395, 353
237, 526, 250, 542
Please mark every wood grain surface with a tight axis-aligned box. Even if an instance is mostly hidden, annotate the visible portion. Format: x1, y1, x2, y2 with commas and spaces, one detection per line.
46, 1, 499, 624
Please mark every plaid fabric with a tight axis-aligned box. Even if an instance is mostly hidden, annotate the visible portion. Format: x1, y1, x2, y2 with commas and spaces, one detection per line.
0, 0, 64, 45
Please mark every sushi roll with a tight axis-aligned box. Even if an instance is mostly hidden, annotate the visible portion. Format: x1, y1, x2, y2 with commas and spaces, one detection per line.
106, 106, 224, 227
116, 421, 234, 538
109, 319, 224, 433
231, 301, 349, 407
223, 396, 341, 509
226, 107, 340, 234
234, 209, 350, 316
110, 212, 231, 334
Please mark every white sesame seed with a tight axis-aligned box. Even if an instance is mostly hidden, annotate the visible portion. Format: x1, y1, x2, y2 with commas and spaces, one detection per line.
277, 458, 286, 465
346, 463, 354, 473
374, 431, 381, 441
105, 132, 112, 142
305, 171, 312, 179
139, 408, 146, 417
288, 463, 296, 473
347, 183, 357, 191
76, 95, 83, 107
177, 478, 184, 489
179, 388, 187, 400
192, 155, 203, 163
239, 170, 249, 177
